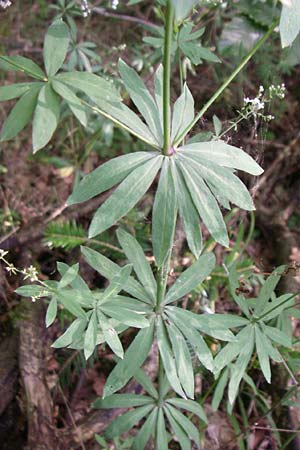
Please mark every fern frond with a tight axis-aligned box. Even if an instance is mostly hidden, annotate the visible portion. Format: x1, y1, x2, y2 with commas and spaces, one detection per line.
44, 220, 86, 250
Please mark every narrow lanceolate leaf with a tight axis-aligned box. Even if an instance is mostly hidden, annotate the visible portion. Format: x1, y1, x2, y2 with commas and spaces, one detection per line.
156, 317, 186, 398
88, 155, 163, 238
164, 407, 191, 450
255, 325, 271, 383
58, 263, 79, 288
81, 247, 152, 304
170, 316, 214, 371
43, 19, 70, 76
164, 252, 215, 304
58, 290, 86, 319
166, 322, 195, 399
0, 82, 42, 102
254, 265, 286, 317
118, 59, 163, 145
57, 262, 90, 295
15, 284, 49, 298
102, 264, 132, 301
228, 325, 255, 404
0, 55, 46, 80
93, 394, 154, 409
105, 404, 154, 440
51, 318, 87, 348
0, 86, 40, 141
134, 369, 158, 399
97, 310, 124, 359
32, 84, 60, 152
117, 228, 157, 303
100, 303, 149, 329
68, 152, 156, 205
132, 408, 157, 450
103, 320, 155, 397
171, 159, 202, 258
165, 404, 200, 448
263, 324, 291, 348
280, 0, 300, 47
56, 71, 120, 103
178, 159, 229, 246
154, 65, 163, 125
180, 140, 264, 175
84, 310, 98, 359
166, 398, 207, 423
180, 154, 255, 210
45, 297, 58, 327
155, 408, 169, 450
212, 369, 229, 411
171, 84, 194, 143
51, 80, 87, 126
152, 158, 177, 268
214, 326, 250, 373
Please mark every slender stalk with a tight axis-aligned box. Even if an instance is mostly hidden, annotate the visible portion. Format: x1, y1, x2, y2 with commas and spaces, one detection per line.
162, 1, 174, 155
173, 19, 279, 147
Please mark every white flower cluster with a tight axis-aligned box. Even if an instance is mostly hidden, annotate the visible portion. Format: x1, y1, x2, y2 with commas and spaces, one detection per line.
269, 83, 286, 100
112, 0, 119, 9
80, 0, 90, 18
244, 86, 265, 114
0, 0, 12, 9
23, 265, 39, 282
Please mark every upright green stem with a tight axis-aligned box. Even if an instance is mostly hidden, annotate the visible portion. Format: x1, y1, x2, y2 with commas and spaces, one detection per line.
173, 19, 279, 147
162, 1, 174, 155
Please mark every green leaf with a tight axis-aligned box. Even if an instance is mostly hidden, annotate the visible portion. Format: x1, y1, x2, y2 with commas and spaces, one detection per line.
81, 247, 152, 304
211, 369, 229, 411
171, 84, 194, 143
164, 252, 215, 305
100, 303, 149, 329
58, 289, 86, 318
259, 293, 295, 322
105, 404, 153, 439
166, 397, 207, 423
88, 155, 163, 237
68, 152, 155, 205
171, 0, 198, 21
45, 297, 58, 327
15, 284, 48, 298
84, 310, 98, 359
51, 80, 87, 126
171, 159, 202, 258
228, 325, 255, 404
93, 394, 154, 409
51, 318, 87, 348
101, 295, 151, 314
116, 228, 157, 303
214, 326, 250, 373
0, 55, 46, 80
178, 159, 229, 247
57, 262, 91, 295
0, 82, 42, 101
134, 369, 158, 399
132, 408, 157, 450
155, 408, 169, 450
166, 307, 235, 342
280, 0, 300, 47
156, 316, 186, 398
56, 71, 120, 104
97, 310, 124, 359
58, 263, 79, 288
213, 115, 222, 136
255, 325, 271, 383
0, 86, 40, 141
254, 265, 286, 317
166, 322, 194, 399
164, 407, 191, 450
43, 19, 70, 76
101, 264, 132, 301
165, 404, 200, 448
103, 320, 155, 397
118, 59, 163, 145
180, 140, 263, 176
263, 324, 291, 348
170, 315, 213, 371
32, 83, 60, 152
180, 154, 255, 211
152, 158, 177, 268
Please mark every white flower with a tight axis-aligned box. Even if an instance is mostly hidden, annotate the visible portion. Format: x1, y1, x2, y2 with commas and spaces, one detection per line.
0, 0, 12, 9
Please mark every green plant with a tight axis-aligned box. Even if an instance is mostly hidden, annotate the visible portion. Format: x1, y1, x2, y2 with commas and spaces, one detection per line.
1, 0, 300, 448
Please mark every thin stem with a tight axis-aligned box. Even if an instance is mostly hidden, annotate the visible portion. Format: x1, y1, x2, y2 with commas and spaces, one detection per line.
173, 19, 279, 147
158, 353, 165, 403
163, 1, 174, 155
